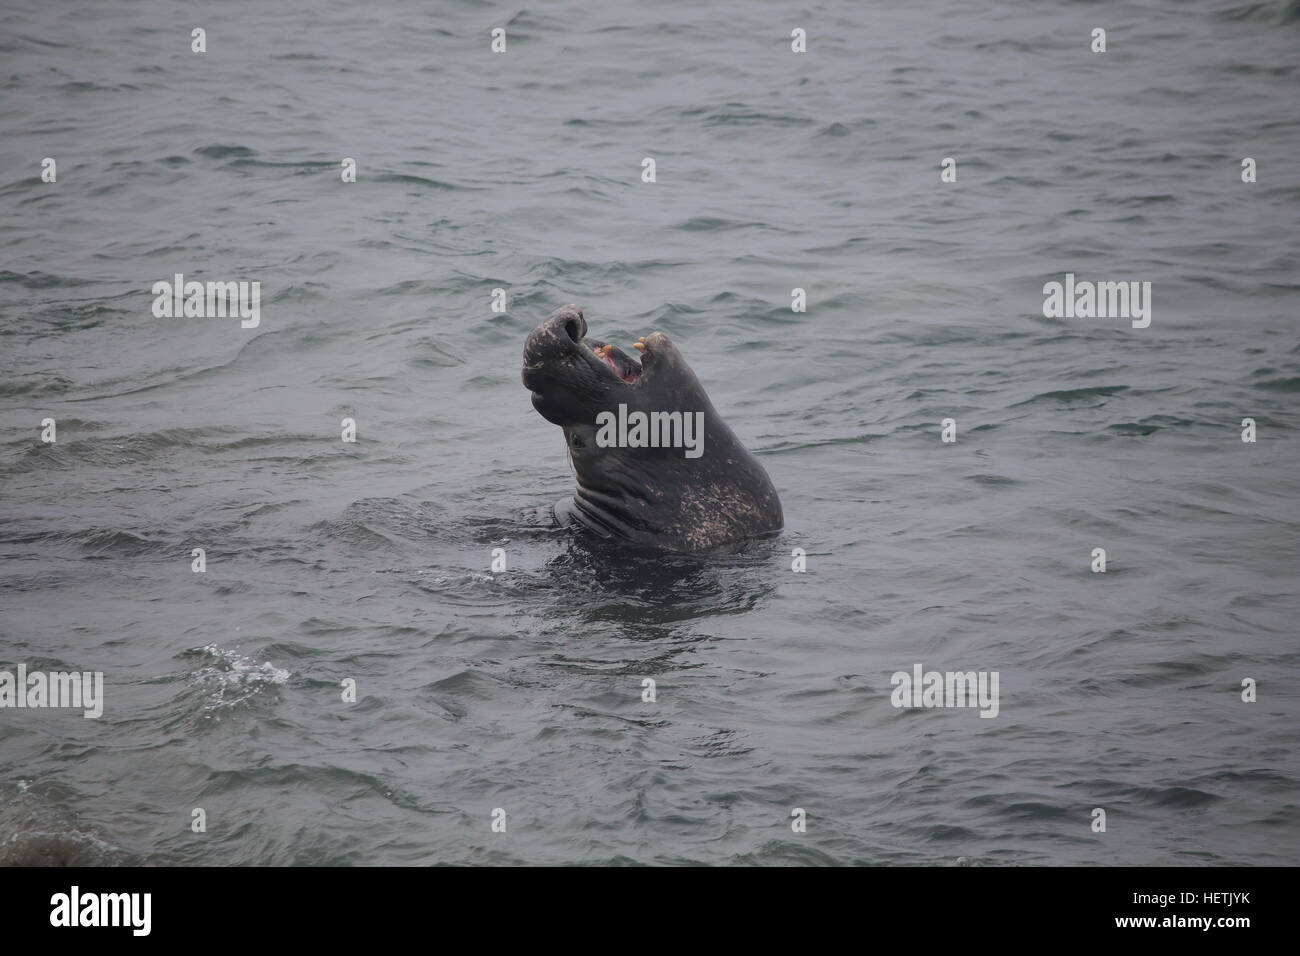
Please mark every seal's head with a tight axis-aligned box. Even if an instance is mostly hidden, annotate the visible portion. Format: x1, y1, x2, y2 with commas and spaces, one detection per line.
522, 304, 700, 426
522, 304, 783, 551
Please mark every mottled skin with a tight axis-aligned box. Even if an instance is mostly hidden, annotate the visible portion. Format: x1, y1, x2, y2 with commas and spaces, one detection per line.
522, 304, 783, 552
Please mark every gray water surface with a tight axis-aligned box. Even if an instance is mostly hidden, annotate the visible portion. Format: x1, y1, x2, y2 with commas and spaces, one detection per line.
1, 0, 1298, 865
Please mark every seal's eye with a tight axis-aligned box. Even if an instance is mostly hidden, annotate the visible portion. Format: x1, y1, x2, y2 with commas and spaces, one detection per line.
571, 433, 585, 449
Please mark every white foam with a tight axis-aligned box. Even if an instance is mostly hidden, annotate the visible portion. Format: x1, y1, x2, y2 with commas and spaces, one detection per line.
190, 643, 290, 711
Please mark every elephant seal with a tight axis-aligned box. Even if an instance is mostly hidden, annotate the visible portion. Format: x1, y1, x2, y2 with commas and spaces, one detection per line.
522, 304, 783, 552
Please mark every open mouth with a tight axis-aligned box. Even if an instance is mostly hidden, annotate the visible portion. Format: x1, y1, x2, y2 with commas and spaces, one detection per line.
584, 336, 644, 384
522, 307, 652, 392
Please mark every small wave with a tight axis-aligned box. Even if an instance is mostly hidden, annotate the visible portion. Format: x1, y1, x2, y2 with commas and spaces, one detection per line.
185, 644, 290, 713
192, 144, 256, 160
1216, 1, 1296, 23
372, 172, 457, 190
1014, 385, 1128, 406
1108, 422, 1159, 436
1254, 376, 1300, 392
962, 473, 1019, 488
0, 827, 129, 866
0, 785, 133, 866
0, 269, 95, 290
698, 109, 814, 128
1136, 785, 1221, 809
677, 216, 767, 233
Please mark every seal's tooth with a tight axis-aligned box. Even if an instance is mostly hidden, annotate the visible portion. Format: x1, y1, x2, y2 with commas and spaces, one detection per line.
594, 344, 611, 358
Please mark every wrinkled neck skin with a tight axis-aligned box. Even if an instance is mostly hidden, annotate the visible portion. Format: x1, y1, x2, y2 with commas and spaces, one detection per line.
560, 378, 783, 553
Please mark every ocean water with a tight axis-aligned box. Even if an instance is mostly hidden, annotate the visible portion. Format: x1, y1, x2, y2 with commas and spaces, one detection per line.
1, 0, 1298, 865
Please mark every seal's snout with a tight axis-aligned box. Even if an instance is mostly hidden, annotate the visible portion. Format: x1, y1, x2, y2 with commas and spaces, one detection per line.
523, 304, 585, 368
558, 306, 586, 345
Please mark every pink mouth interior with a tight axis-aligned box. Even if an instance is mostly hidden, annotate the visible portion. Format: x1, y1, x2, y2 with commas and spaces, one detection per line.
599, 351, 632, 382
590, 341, 642, 383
